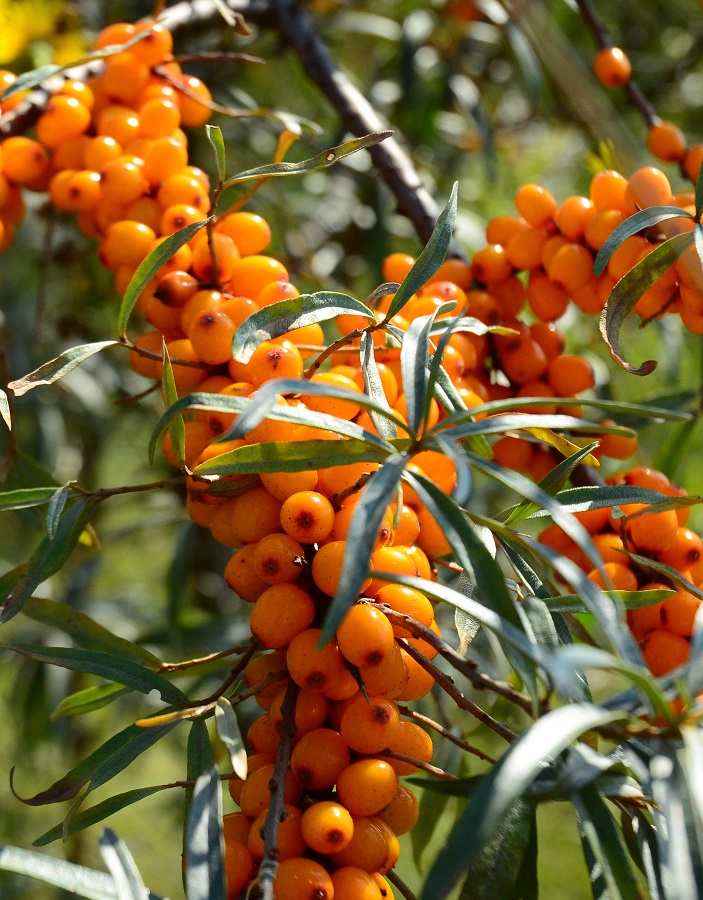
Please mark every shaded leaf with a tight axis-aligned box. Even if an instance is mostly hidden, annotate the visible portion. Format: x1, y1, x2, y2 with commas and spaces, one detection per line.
161, 341, 185, 469
600, 232, 693, 375
232, 292, 374, 362
543, 589, 673, 614
386, 183, 458, 320
0, 486, 67, 512
0, 846, 118, 900
0, 497, 98, 624
185, 768, 226, 900
593, 207, 693, 276
360, 332, 397, 439
8, 342, 117, 397
621, 810, 665, 900
51, 684, 131, 720
400, 309, 448, 435
185, 721, 215, 857
98, 828, 148, 900
206, 125, 226, 182
518, 483, 672, 519
118, 220, 210, 336
215, 698, 247, 780
46, 485, 69, 540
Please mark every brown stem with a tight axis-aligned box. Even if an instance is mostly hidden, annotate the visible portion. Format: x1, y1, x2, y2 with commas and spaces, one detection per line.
258, 679, 299, 900
171, 51, 265, 65
399, 639, 518, 744
72, 476, 185, 500
270, 0, 457, 250
158, 642, 254, 673
197, 638, 259, 705
397, 706, 497, 764
381, 749, 457, 780
387, 870, 420, 900
330, 471, 373, 510
119, 337, 209, 369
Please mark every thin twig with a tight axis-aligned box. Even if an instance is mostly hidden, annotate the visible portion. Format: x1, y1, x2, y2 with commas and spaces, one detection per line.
197, 637, 259, 705
119, 336, 209, 369
158, 642, 254, 673
381, 749, 458, 780
258, 679, 299, 900
387, 870, 420, 900
172, 51, 265, 65
72, 476, 185, 499
397, 705, 496, 763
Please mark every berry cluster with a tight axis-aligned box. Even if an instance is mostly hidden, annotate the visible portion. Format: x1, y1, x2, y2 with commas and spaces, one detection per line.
539, 465, 701, 678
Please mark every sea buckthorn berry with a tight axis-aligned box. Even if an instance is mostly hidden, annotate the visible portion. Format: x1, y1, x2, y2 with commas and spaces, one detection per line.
329, 816, 391, 872
383, 252, 415, 283
175, 74, 213, 126
216, 212, 271, 256
626, 508, 679, 554
642, 629, 690, 677
367, 546, 419, 596
377, 783, 420, 835
286, 628, 347, 693
374, 818, 400, 874
239, 763, 301, 818
514, 183, 557, 228
247, 713, 282, 756
260, 470, 319, 503
248, 803, 305, 861
223, 809, 253, 844
593, 47, 632, 87
225, 536, 270, 603
590, 169, 629, 213
659, 528, 703, 572
299, 372, 363, 420
131, 20, 174, 66
661, 587, 700, 637
647, 120, 687, 163
36, 96, 91, 149
332, 867, 384, 900
554, 195, 594, 241
227, 255, 288, 299
272, 685, 330, 735
102, 52, 150, 104
248, 340, 304, 386
249, 583, 315, 649
472, 243, 513, 283
224, 840, 254, 899
499, 336, 548, 384
380, 720, 434, 775
588, 562, 638, 592
340, 694, 400, 754
598, 419, 638, 459
396, 648, 436, 701
141, 136, 189, 184
546, 355, 595, 396
374, 584, 434, 638
336, 759, 399, 817
274, 858, 334, 900
290, 727, 351, 790
156, 271, 200, 308
162, 419, 213, 469
157, 173, 209, 210
253, 533, 306, 585
191, 233, 240, 284
230, 487, 283, 545
625, 167, 673, 212
301, 801, 355, 854
160, 203, 207, 236
100, 221, 156, 271
188, 310, 236, 366
627, 585, 668, 642
100, 158, 149, 206
337, 604, 396, 669
280, 490, 335, 544
2, 137, 50, 185
243, 652, 289, 708
332, 499, 393, 550
312, 541, 351, 597
358, 642, 409, 699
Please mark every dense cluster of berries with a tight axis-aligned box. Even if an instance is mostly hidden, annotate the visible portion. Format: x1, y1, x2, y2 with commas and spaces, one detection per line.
539, 465, 701, 678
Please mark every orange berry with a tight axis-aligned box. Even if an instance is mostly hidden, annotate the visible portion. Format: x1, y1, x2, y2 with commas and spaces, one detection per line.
554, 196, 594, 241
383, 252, 415, 283
625, 167, 673, 212
374, 584, 434, 638
160, 203, 207, 236
35, 96, 91, 149
175, 74, 213, 127
243, 652, 289, 708
280, 490, 335, 544
130, 20, 174, 67
546, 355, 595, 396
329, 816, 391, 872
472, 243, 513, 283
376, 783, 419, 835
247, 803, 305, 861
337, 604, 396, 669
627, 585, 667, 642
661, 587, 700, 637
260, 470, 319, 503
247, 713, 282, 756
340, 694, 400, 754
100, 220, 156, 271
2, 137, 50, 185
379, 720, 433, 775
216, 212, 271, 256
593, 47, 632, 87
588, 562, 638, 592
312, 541, 350, 597
239, 763, 301, 818
274, 858, 334, 900
247, 340, 304, 386
514, 183, 557, 227
286, 628, 347, 694
647, 121, 687, 163
249, 583, 315, 649
499, 336, 549, 384
229, 487, 283, 545
658, 528, 703, 572
336, 759, 399, 817
188, 310, 236, 366
290, 727, 351, 790
590, 169, 629, 213
301, 801, 355, 854
224, 840, 254, 898
227, 255, 288, 299
253, 533, 306, 585
642, 629, 690, 676
331, 867, 384, 900
627, 508, 679, 554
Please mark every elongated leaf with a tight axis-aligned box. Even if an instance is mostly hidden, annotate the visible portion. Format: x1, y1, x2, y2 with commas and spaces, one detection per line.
400, 308, 453, 435
219, 132, 391, 194
51, 684, 131, 720
46, 485, 69, 539
0, 486, 67, 512
0, 389, 10, 429
232, 292, 374, 362
0, 497, 98, 623
194, 437, 390, 476
161, 342, 185, 468
185, 721, 215, 857
360, 332, 397, 439
621, 810, 665, 900
206, 125, 226, 182
185, 768, 226, 900
422, 704, 629, 899
1, 644, 188, 707
0, 846, 117, 900
445, 412, 624, 442
503, 442, 600, 525
433, 432, 472, 507
543, 589, 673, 614
17, 720, 178, 806
320, 454, 409, 644
386, 183, 458, 320
594, 206, 693, 276
518, 483, 671, 519
22, 596, 161, 668
600, 231, 694, 375
118, 220, 210, 336
99, 828, 148, 900
459, 801, 538, 900
624, 552, 703, 604
215, 698, 247, 780
8, 342, 117, 397
573, 785, 644, 900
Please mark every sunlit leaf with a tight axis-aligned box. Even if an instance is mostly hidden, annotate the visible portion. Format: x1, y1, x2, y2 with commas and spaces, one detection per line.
161, 341, 185, 469
8, 342, 117, 398
215, 698, 247, 780
99, 828, 148, 900
206, 125, 226, 182
359, 332, 397, 439
0, 487, 67, 512
0, 389, 10, 429
185, 768, 226, 900
593, 207, 693, 276
543, 588, 673, 614
0, 846, 119, 900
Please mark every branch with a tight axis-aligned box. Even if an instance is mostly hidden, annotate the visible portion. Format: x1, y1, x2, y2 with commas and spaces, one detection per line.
270, 0, 452, 249
397, 705, 497, 764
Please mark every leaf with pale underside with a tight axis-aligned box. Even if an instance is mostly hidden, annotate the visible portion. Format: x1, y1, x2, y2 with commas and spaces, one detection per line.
8, 342, 117, 397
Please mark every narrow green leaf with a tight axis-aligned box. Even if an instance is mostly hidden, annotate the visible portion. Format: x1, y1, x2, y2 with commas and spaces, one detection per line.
99, 828, 148, 900
0, 486, 67, 512
543, 588, 673, 614
194, 437, 390, 476
600, 231, 694, 375
0, 846, 118, 900
17, 720, 178, 806
433, 433, 473, 507
21, 597, 162, 668
161, 341, 185, 468
360, 332, 397, 439
422, 704, 629, 900
46, 485, 69, 540
215, 698, 247, 780
459, 801, 538, 900
232, 292, 374, 363
118, 220, 211, 336
0, 388, 10, 429
1, 644, 187, 707
401, 307, 453, 435
386, 183, 458, 320
0, 497, 98, 624
621, 810, 665, 900
185, 768, 226, 900
219, 131, 391, 193
206, 125, 226, 182
320, 454, 409, 644
8, 342, 117, 397
185, 721, 215, 859
519, 483, 671, 519
624, 552, 703, 604
593, 207, 693, 276
51, 684, 131, 720
573, 785, 642, 900
34, 787, 165, 846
